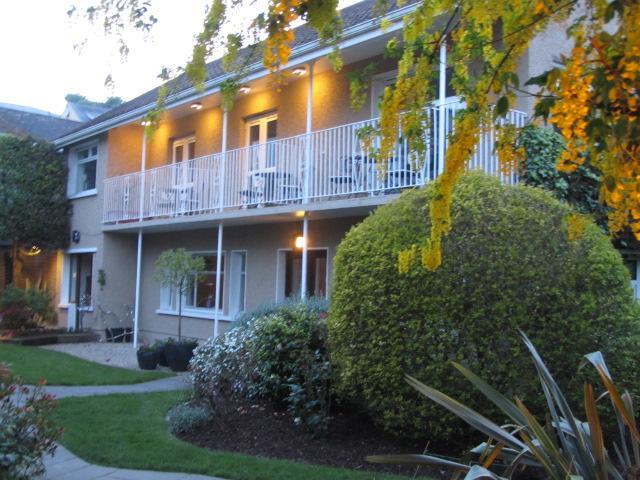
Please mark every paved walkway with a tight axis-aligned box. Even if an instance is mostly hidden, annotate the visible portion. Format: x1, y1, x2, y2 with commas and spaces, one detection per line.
43, 445, 223, 480
38, 376, 225, 480
42, 373, 191, 398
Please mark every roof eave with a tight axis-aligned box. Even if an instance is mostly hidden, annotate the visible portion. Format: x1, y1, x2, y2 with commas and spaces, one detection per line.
54, 2, 415, 148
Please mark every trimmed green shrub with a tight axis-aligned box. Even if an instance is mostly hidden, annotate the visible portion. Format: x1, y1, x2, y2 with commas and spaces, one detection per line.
191, 299, 331, 435
329, 172, 640, 442
0, 285, 56, 330
166, 400, 212, 435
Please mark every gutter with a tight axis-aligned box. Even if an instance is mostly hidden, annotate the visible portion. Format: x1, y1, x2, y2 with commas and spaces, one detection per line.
54, 2, 417, 148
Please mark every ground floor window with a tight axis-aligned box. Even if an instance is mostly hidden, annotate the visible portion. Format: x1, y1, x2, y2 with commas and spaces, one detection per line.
161, 252, 224, 311
229, 251, 247, 316
279, 248, 328, 299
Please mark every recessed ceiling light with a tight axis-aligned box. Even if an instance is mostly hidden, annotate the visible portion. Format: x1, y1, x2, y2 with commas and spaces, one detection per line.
190, 102, 203, 110
140, 120, 151, 126
239, 85, 252, 94
291, 67, 307, 76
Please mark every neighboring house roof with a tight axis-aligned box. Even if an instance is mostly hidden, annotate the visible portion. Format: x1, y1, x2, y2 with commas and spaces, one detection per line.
62, 101, 110, 122
0, 103, 80, 141
55, 0, 415, 146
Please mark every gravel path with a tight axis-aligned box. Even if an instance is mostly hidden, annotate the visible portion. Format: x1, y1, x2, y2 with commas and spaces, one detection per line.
42, 342, 141, 370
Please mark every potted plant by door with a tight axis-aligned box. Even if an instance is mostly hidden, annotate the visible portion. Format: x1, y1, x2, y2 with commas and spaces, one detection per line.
164, 339, 198, 372
154, 249, 205, 372
152, 338, 174, 367
136, 345, 159, 370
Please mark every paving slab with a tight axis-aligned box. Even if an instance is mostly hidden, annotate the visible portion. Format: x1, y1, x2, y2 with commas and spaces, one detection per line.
42, 426, 224, 480
42, 373, 190, 398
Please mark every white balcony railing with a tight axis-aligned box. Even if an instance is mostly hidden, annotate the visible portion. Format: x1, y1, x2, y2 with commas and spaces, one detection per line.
103, 102, 527, 224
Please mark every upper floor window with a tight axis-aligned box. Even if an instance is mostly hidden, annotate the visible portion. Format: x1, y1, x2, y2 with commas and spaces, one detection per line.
69, 144, 98, 197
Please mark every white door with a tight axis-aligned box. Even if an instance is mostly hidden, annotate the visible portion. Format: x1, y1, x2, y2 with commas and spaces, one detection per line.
246, 114, 278, 173
172, 137, 196, 212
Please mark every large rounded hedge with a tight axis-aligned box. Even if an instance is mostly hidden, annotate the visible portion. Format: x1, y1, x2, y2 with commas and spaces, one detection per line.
329, 172, 640, 443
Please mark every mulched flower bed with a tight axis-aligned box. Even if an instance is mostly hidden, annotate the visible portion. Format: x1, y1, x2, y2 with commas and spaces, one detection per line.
178, 400, 444, 478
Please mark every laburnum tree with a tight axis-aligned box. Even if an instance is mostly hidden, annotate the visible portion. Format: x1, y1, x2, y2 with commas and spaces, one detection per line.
72, 0, 639, 269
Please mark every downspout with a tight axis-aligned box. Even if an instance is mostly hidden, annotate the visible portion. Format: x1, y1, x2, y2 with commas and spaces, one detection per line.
213, 222, 224, 337
133, 129, 147, 348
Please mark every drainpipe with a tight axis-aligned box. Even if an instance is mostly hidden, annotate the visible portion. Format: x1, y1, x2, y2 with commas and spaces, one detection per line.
133, 230, 143, 348
133, 129, 147, 348
300, 213, 309, 300
303, 61, 314, 203
437, 39, 447, 176
219, 109, 228, 211
213, 222, 224, 337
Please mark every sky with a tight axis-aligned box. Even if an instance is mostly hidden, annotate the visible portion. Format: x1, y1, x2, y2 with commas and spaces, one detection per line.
0, 0, 360, 116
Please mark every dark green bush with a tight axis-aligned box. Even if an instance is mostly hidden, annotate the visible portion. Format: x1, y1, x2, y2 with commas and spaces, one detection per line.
191, 299, 331, 435
329, 172, 640, 442
0, 285, 56, 330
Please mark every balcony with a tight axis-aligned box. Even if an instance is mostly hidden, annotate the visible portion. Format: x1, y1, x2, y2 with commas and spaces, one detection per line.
102, 102, 527, 224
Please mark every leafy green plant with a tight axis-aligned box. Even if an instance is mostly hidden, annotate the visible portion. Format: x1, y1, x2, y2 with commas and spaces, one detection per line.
369, 331, 640, 480
518, 125, 608, 229
329, 172, 640, 442
191, 299, 331, 435
154, 249, 205, 340
0, 284, 56, 330
0, 364, 61, 479
166, 400, 212, 435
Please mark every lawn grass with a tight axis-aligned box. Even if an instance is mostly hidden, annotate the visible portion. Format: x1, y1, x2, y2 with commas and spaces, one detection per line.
53, 391, 420, 480
0, 344, 171, 385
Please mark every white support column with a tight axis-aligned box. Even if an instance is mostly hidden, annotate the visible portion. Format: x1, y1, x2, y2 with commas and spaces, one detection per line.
437, 39, 447, 175
303, 62, 314, 203
219, 110, 228, 211
133, 229, 143, 348
139, 130, 147, 220
300, 214, 309, 299
133, 127, 147, 348
213, 222, 224, 337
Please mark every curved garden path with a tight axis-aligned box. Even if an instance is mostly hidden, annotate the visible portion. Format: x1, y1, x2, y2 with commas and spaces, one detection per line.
40, 375, 225, 480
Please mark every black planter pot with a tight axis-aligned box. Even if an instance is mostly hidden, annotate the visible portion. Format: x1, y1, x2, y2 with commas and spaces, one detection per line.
165, 342, 197, 372
155, 344, 169, 367
137, 350, 159, 370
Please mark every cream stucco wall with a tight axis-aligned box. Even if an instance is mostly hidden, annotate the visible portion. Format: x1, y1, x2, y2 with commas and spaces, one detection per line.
135, 216, 362, 343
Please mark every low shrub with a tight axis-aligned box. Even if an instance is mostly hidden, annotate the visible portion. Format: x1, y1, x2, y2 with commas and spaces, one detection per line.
166, 400, 213, 435
0, 364, 61, 479
191, 298, 331, 435
329, 172, 640, 442
0, 285, 56, 330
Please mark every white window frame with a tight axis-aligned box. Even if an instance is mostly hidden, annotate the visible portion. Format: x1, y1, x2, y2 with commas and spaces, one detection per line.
172, 135, 196, 164
275, 247, 329, 302
68, 142, 99, 199
158, 250, 226, 317
371, 70, 397, 117
229, 250, 248, 318
246, 113, 278, 173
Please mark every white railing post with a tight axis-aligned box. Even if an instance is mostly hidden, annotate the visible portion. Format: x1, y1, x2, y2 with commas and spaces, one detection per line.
219, 110, 228, 211
138, 130, 147, 220
437, 39, 447, 176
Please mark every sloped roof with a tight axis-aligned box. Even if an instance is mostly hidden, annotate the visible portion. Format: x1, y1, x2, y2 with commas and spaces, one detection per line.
57, 0, 412, 143
0, 104, 80, 141
64, 101, 110, 122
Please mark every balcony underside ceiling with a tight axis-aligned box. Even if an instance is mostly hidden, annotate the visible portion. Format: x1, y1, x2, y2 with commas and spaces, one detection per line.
102, 194, 397, 235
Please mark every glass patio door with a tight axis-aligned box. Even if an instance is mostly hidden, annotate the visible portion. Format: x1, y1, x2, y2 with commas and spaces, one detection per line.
246, 114, 278, 173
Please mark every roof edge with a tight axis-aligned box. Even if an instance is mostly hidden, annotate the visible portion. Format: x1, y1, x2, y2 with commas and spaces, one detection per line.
54, 2, 416, 147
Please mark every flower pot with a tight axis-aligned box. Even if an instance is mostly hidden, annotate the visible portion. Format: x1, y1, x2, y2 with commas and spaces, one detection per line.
165, 342, 197, 372
155, 344, 169, 367
137, 349, 159, 370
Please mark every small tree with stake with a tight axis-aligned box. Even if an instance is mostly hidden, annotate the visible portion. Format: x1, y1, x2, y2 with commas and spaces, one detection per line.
154, 249, 205, 340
